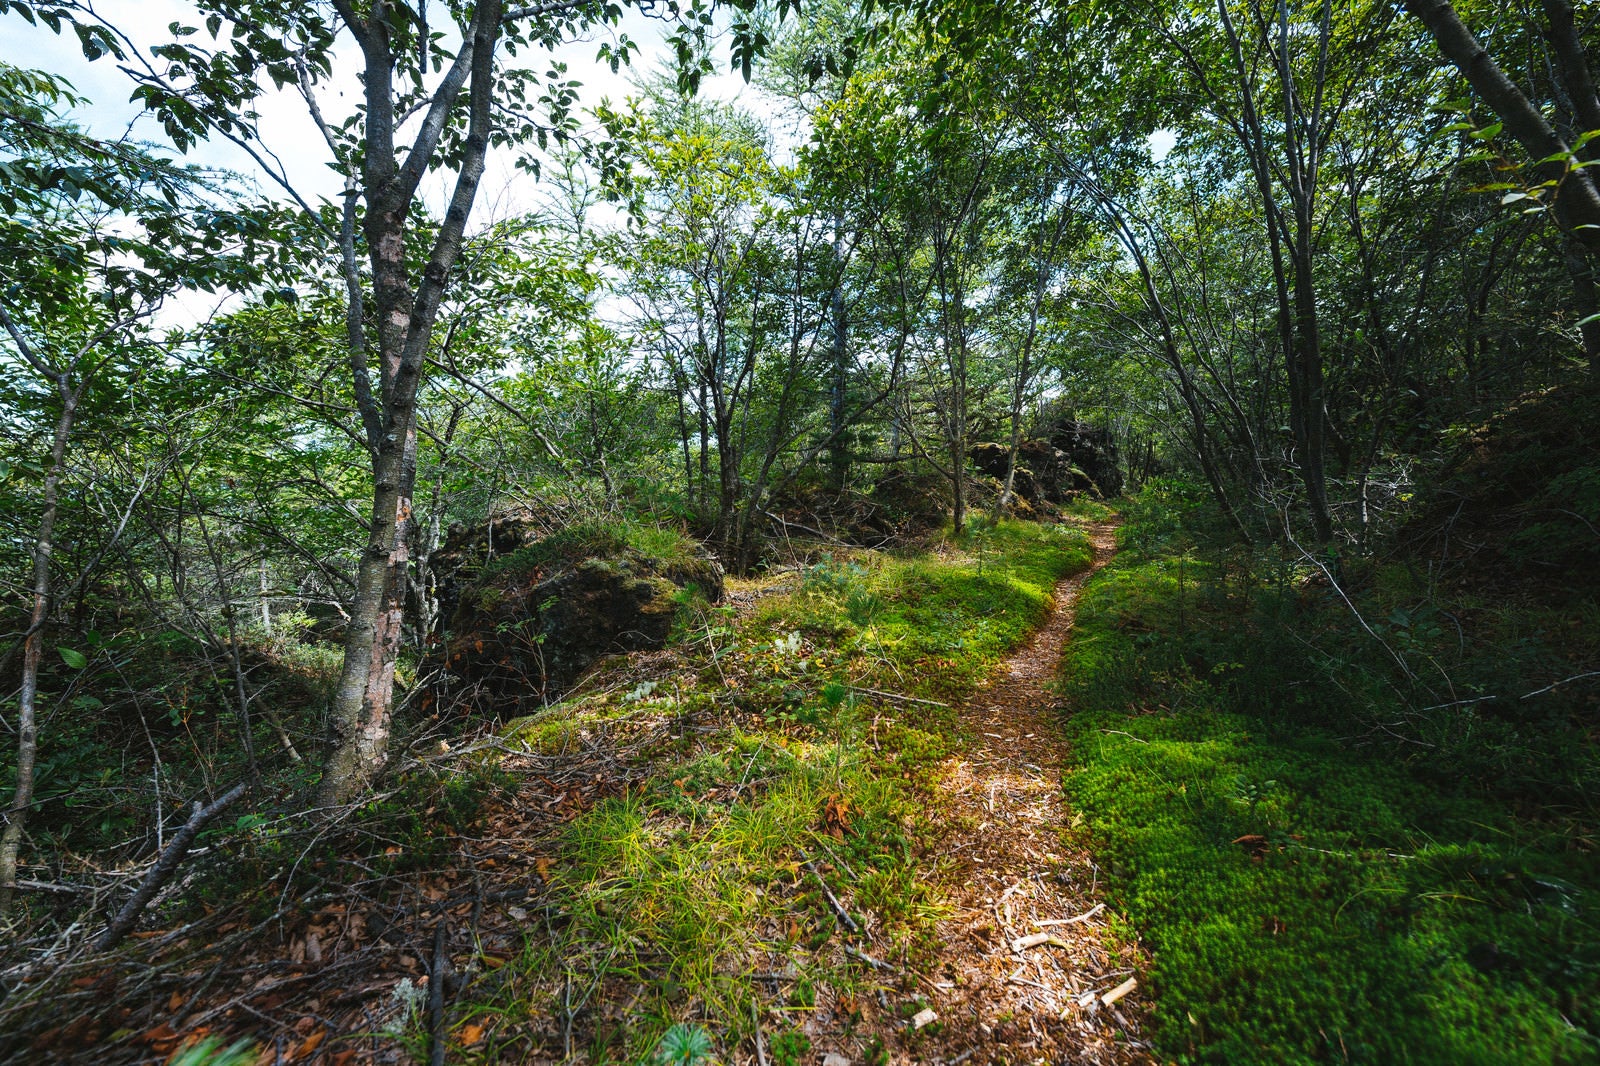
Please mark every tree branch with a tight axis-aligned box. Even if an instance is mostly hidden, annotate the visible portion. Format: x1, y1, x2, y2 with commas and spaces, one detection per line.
95, 782, 248, 951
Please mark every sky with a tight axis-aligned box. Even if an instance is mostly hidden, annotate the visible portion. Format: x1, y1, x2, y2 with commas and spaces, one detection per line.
7, 2, 1173, 206
3, 1, 761, 220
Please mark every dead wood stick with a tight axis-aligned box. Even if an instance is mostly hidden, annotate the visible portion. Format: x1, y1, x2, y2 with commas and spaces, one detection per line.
1031, 903, 1105, 927
762, 510, 848, 545
1101, 976, 1137, 1006
802, 857, 859, 934
96, 782, 247, 951
843, 944, 891, 970
847, 686, 950, 709
428, 920, 450, 1066
1011, 931, 1071, 952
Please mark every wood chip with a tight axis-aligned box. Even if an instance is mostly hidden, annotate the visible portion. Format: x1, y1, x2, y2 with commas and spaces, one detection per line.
1101, 977, 1137, 1007
911, 1007, 938, 1029
1011, 931, 1069, 952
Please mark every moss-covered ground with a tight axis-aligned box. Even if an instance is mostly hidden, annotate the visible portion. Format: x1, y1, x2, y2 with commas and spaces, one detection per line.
1058, 482, 1600, 1065
468, 518, 1095, 1061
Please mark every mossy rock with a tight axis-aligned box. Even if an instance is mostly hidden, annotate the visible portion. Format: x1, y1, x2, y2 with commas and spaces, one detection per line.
434, 526, 721, 716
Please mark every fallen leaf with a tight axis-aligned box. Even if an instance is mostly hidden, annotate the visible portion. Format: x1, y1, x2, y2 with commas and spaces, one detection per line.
142, 1023, 181, 1054
459, 1024, 486, 1045
292, 1029, 326, 1061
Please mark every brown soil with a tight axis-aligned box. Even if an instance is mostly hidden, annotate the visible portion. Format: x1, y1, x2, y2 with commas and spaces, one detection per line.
833, 518, 1153, 1066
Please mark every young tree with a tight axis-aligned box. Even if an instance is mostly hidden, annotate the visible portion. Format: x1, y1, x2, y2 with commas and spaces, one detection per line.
8, 0, 783, 803
0, 62, 292, 910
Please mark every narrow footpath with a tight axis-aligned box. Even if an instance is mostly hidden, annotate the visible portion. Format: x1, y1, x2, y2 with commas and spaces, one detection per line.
875, 519, 1152, 1065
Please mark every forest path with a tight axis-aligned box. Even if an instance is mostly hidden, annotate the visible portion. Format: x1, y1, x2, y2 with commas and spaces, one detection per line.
870, 518, 1152, 1065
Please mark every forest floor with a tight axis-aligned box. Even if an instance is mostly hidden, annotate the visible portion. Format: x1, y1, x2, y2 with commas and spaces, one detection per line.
828, 519, 1156, 1065
6, 515, 1158, 1066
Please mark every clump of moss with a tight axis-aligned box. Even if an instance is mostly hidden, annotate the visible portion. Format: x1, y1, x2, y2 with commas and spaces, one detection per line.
1058, 482, 1600, 1065
481, 518, 702, 582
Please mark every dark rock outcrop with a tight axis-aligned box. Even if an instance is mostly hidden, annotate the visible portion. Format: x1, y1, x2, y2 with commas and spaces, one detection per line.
970, 440, 1066, 505
969, 421, 1123, 505
430, 521, 721, 715
1037, 416, 1124, 498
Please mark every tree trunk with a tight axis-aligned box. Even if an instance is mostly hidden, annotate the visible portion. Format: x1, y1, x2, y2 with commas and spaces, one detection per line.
828, 220, 850, 493
1406, 0, 1600, 367
0, 384, 77, 916
320, 0, 504, 805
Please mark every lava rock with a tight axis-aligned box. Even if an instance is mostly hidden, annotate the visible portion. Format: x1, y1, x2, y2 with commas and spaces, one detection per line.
432, 522, 721, 715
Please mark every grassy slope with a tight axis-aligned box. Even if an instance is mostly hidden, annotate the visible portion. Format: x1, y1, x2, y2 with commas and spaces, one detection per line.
471, 518, 1093, 1062
1058, 484, 1599, 1065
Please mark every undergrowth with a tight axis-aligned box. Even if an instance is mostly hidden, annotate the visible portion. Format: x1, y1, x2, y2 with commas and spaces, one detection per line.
1059, 479, 1600, 1065
470, 519, 1091, 1062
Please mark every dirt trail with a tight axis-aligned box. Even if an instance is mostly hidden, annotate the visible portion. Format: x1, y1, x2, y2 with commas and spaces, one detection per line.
876, 518, 1152, 1065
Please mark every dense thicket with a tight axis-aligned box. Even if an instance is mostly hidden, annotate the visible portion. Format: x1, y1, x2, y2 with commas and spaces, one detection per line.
2, 0, 1596, 1031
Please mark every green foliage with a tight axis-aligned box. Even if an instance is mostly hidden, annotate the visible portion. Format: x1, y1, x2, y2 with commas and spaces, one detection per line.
655, 1022, 717, 1065
1058, 490, 1600, 1064
769, 1028, 812, 1066
166, 1036, 259, 1066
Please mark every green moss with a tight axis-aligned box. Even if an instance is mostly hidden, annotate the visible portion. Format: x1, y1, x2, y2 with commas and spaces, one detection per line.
1058, 487, 1600, 1065
480, 518, 702, 582
474, 518, 1095, 1056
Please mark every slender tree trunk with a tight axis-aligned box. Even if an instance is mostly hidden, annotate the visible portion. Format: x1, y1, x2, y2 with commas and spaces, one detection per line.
1407, 0, 1600, 368
997, 205, 1066, 519
320, 0, 503, 805
828, 219, 850, 493
674, 368, 694, 500
0, 385, 77, 916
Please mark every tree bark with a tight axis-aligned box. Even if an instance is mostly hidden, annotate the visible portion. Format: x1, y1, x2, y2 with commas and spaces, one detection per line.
828, 218, 850, 493
0, 381, 77, 917
320, 0, 505, 805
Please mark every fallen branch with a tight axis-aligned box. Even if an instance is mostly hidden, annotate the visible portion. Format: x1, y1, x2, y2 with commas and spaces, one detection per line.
1101, 976, 1137, 1006
428, 920, 450, 1066
847, 686, 950, 709
803, 857, 860, 934
752, 1000, 768, 1066
1011, 931, 1070, 952
763, 509, 849, 545
96, 782, 247, 951
1032, 903, 1105, 927
1521, 671, 1600, 700
843, 944, 890, 970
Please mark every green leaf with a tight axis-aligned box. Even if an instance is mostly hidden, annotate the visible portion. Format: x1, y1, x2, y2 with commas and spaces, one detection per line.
58, 647, 88, 670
